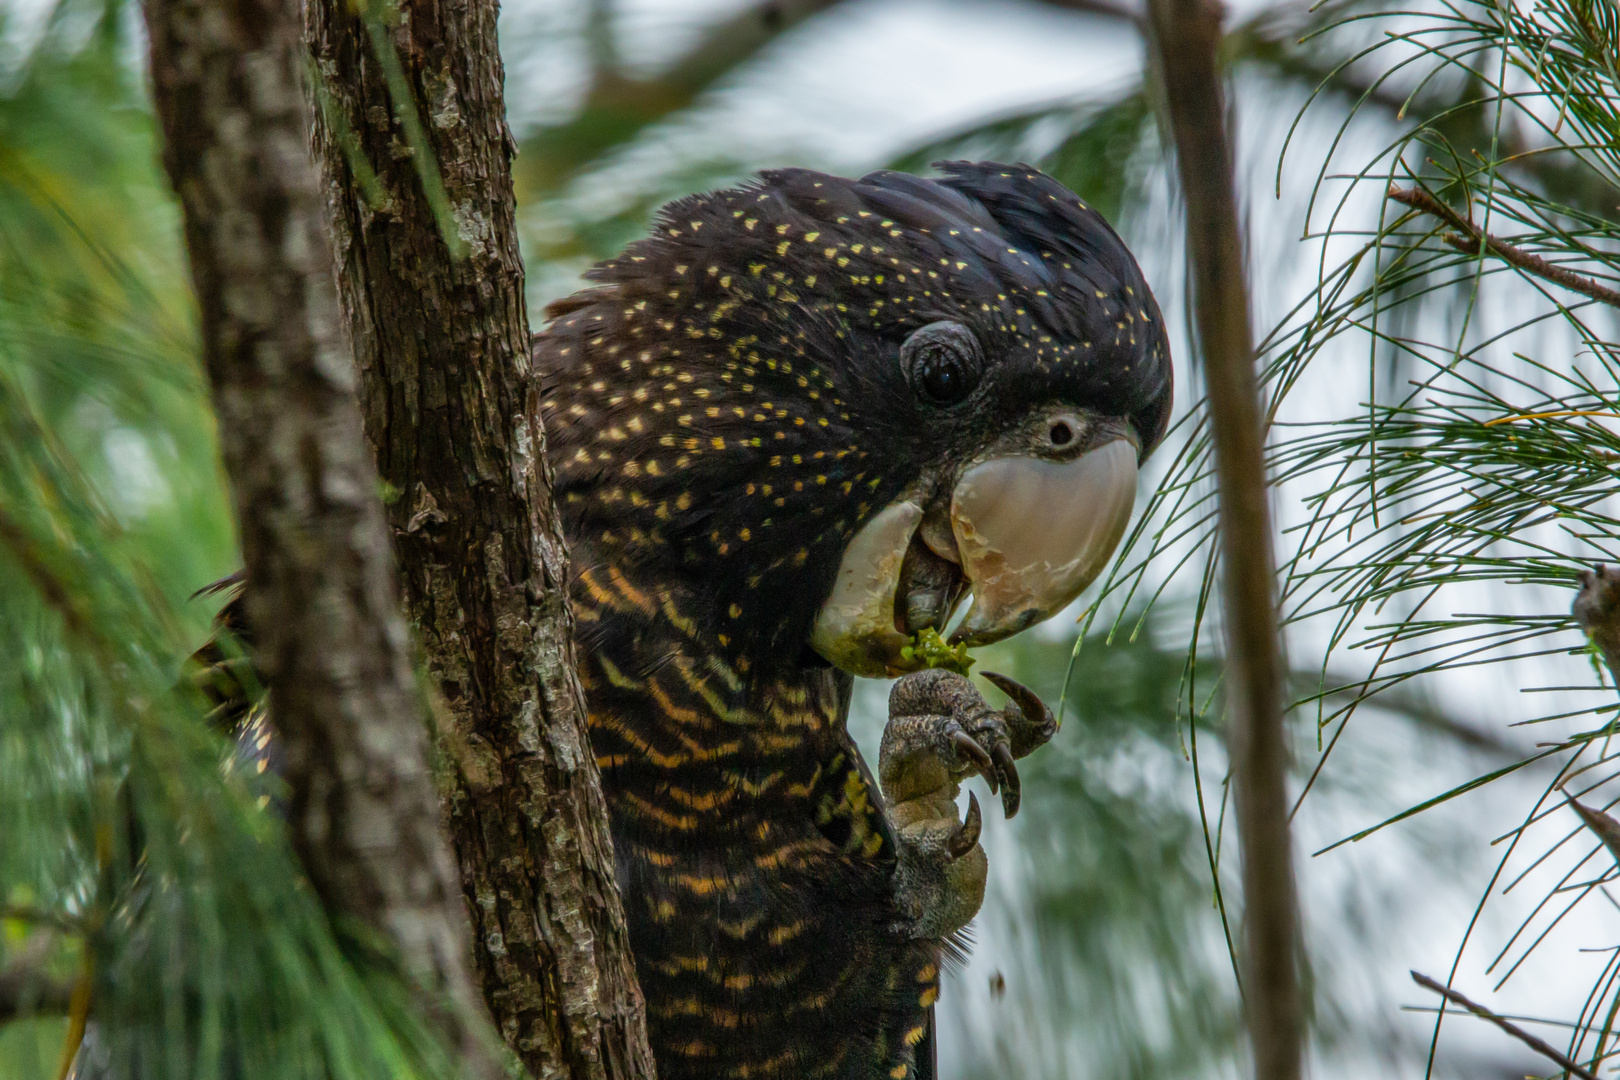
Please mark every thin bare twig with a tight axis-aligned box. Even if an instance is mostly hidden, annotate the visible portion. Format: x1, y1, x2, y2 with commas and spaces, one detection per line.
54, 954, 91, 1080
1388, 186, 1620, 309
1565, 791, 1620, 870
1146, 3, 1302, 1080
1411, 971, 1601, 1080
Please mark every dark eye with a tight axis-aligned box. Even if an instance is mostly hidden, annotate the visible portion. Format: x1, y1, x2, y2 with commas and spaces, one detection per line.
918, 353, 968, 403
902, 321, 982, 406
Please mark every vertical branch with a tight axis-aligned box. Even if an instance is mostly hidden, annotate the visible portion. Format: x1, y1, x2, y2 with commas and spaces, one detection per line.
303, 1, 656, 1077
140, 0, 497, 1071
1145, 4, 1304, 1080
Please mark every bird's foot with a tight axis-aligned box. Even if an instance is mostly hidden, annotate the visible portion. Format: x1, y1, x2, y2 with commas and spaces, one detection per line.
878, 669, 1056, 939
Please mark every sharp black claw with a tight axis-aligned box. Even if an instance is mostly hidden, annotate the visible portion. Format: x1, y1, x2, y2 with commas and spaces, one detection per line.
982, 671, 1057, 756
950, 730, 997, 792
950, 791, 982, 859
993, 743, 1020, 818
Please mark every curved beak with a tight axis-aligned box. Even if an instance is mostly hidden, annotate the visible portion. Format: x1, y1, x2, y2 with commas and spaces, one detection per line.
810, 438, 1138, 675
948, 439, 1137, 646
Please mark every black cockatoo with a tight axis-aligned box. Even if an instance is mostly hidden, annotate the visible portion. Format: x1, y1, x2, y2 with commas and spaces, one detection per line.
536, 160, 1172, 1079
189, 160, 1170, 1080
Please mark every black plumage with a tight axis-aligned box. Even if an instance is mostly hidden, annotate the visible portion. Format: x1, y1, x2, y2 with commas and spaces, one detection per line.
538, 161, 1170, 1079
544, 162, 1169, 667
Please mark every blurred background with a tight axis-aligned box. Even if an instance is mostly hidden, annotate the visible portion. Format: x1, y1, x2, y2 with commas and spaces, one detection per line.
3, 0, 1618, 1078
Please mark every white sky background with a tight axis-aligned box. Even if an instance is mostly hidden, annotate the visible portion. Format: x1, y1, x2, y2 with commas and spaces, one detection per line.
493, 2, 1620, 1078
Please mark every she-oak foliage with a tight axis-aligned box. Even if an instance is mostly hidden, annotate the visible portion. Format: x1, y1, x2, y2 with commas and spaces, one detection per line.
0, 1, 462, 1077
1078, 1, 1620, 1072
6, 0, 1620, 1077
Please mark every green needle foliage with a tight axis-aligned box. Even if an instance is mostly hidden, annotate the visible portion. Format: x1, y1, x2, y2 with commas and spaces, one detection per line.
0, 2, 467, 1077
1076, 0, 1620, 1072
0, 407, 459, 1080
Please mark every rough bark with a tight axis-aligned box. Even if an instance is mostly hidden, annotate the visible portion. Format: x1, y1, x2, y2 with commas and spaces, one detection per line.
303, 1, 655, 1077
141, 0, 498, 1072
1145, 3, 1304, 1080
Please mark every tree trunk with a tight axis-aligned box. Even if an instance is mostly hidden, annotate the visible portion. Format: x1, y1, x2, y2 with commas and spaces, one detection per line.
302, 2, 655, 1077
141, 0, 498, 1073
